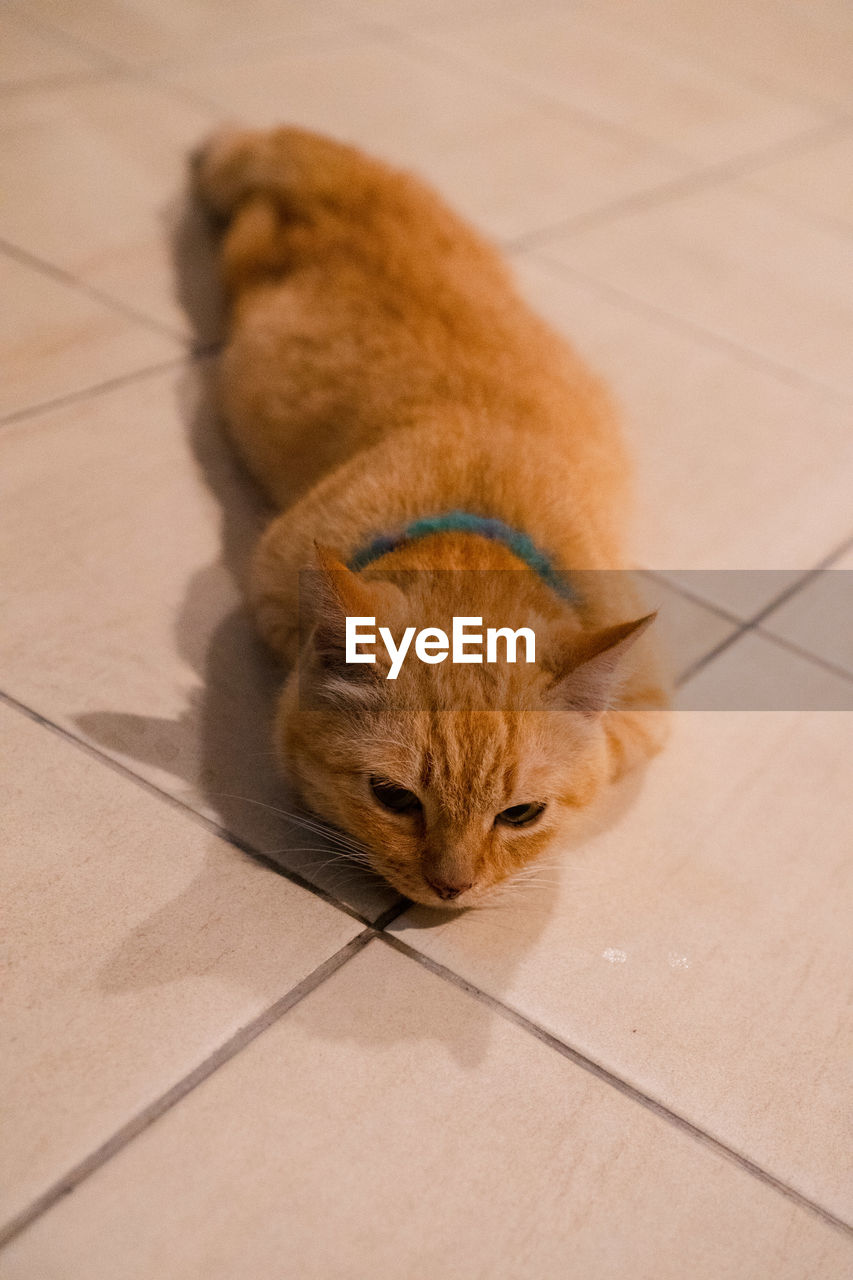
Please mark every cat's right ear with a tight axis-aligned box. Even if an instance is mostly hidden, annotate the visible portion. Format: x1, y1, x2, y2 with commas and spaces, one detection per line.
545, 612, 657, 715
308, 542, 404, 687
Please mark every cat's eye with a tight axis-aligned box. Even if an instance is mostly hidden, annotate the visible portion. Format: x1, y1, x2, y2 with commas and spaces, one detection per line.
496, 801, 546, 828
369, 776, 423, 815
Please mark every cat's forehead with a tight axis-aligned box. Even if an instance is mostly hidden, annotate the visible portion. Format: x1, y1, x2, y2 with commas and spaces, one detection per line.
365, 708, 565, 810
420, 712, 521, 812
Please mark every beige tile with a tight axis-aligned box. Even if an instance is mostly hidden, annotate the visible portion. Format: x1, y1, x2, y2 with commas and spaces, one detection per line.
680, 628, 853, 709
0, 79, 216, 336
659, 570, 806, 622
344, 0, 569, 28
0, 363, 397, 919
0, 699, 360, 1231
789, 0, 853, 28
575, 0, 853, 109
422, 9, 825, 164
8, 0, 357, 67
169, 38, 683, 242
512, 257, 853, 610
634, 574, 738, 680
391, 648, 853, 1219
541, 184, 853, 397
0, 11, 106, 86
746, 127, 853, 236
0, 251, 181, 420
2, 941, 850, 1277
761, 549, 853, 678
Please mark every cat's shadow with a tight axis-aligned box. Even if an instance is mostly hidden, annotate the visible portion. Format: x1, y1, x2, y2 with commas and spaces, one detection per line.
73, 190, 395, 1000
76, 187, 648, 1068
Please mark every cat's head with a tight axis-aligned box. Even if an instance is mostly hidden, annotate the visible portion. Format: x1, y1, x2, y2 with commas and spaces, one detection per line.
276, 548, 654, 907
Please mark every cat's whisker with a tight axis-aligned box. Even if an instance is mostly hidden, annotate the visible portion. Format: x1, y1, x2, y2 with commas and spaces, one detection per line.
214, 793, 350, 841
266, 844, 377, 875
264, 834, 374, 862
215, 793, 375, 860
303, 856, 377, 880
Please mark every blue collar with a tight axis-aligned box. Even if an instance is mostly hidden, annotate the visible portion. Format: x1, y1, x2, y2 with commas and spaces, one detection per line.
348, 510, 578, 602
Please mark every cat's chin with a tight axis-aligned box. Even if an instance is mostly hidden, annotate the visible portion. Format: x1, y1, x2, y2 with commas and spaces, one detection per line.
405, 888, 476, 911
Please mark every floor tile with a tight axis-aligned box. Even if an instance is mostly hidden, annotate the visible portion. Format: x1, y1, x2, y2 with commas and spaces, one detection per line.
634, 574, 737, 682
0, 250, 181, 421
760, 549, 853, 679
390, 645, 853, 1220
788, 0, 853, 28
421, 9, 825, 164
745, 126, 853, 236
0, 11, 107, 86
2, 940, 850, 1278
540, 183, 853, 397
343, 0, 569, 29
169, 37, 683, 242
512, 257, 853, 610
8, 0, 357, 67
576, 0, 853, 109
0, 699, 360, 1232
680, 628, 853, 709
0, 78, 216, 337
0, 363, 397, 920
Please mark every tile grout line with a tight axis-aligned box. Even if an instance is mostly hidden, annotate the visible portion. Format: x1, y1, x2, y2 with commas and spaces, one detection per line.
0, 68, 123, 96
676, 530, 853, 687
378, 933, 853, 1239
370, 8, 847, 163
12, 16, 404, 116
0, 237, 191, 347
736, 172, 853, 246
0, 689, 383, 930
505, 111, 853, 254
371, 898, 412, 931
0, 931, 376, 1252
582, 12, 850, 115
523, 249, 853, 405
7, 10, 128, 76
752, 626, 853, 685
0, 355, 196, 431
380, 23, 689, 164
139, 19, 394, 85
637, 570, 745, 627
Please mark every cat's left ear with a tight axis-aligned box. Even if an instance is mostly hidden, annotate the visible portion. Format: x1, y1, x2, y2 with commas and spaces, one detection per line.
309, 542, 406, 679
546, 613, 656, 715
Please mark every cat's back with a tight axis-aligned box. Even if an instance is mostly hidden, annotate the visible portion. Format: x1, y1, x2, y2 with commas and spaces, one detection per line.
201, 127, 619, 512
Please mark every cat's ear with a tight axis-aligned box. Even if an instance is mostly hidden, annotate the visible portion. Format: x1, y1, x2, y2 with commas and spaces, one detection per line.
546, 613, 656, 715
309, 542, 404, 680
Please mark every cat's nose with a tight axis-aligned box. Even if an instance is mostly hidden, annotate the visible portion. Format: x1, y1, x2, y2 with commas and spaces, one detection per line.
426, 876, 473, 901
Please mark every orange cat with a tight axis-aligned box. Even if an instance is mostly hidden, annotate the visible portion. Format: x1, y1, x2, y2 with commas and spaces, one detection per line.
195, 126, 667, 907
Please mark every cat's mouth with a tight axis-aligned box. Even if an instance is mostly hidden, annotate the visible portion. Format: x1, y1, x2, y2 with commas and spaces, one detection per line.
420, 885, 478, 909
375, 862, 490, 909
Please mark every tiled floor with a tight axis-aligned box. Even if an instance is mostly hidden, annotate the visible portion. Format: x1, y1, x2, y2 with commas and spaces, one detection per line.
1, 1, 851, 1275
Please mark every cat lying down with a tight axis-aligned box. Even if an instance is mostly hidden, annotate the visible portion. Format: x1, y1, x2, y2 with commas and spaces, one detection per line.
194, 126, 668, 907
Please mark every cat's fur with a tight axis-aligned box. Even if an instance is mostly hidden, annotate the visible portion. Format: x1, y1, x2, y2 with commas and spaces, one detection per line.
195, 125, 667, 907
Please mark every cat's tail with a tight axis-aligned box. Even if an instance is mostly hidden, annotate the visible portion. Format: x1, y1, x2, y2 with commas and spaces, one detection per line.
192, 124, 504, 299
192, 125, 407, 294
193, 124, 398, 221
